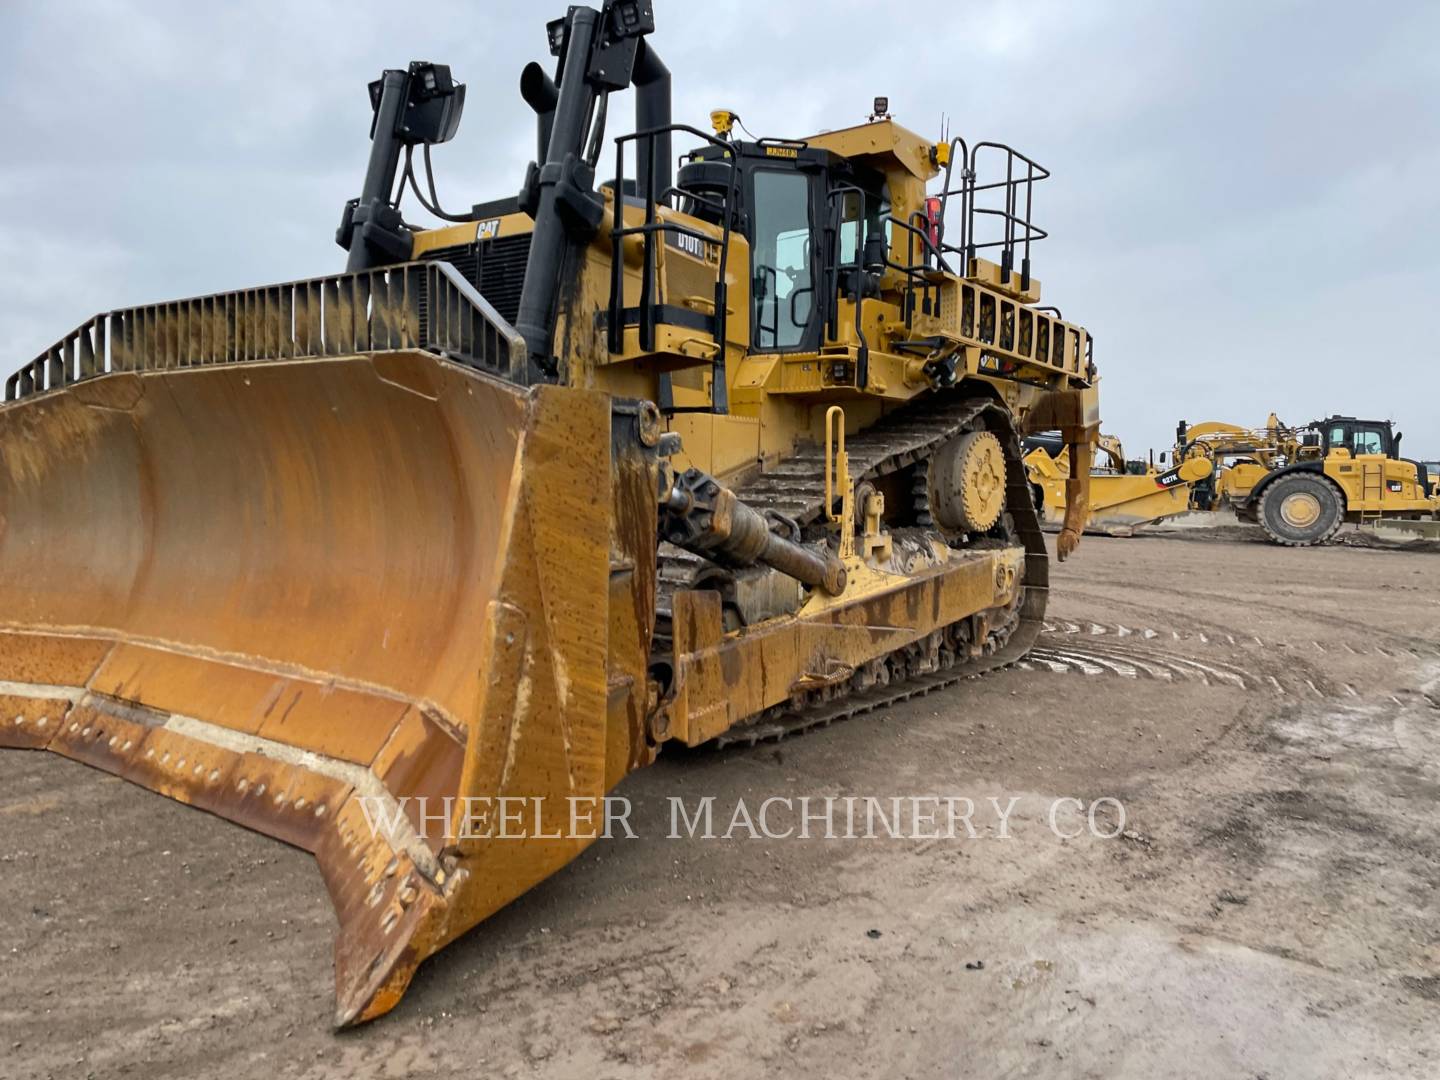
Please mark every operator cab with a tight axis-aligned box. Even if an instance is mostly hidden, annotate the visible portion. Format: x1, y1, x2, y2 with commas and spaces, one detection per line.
1317, 416, 1398, 458
675, 140, 890, 354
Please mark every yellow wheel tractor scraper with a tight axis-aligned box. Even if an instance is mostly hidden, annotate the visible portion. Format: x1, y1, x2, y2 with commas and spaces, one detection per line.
0, 1, 1099, 1026
1027, 413, 1440, 543
1025, 432, 1211, 536
1181, 415, 1440, 544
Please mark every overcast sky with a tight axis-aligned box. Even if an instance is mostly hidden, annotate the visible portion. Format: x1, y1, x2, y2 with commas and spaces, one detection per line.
2, 0, 1437, 458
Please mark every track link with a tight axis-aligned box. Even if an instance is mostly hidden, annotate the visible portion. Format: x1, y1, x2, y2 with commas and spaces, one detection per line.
716, 662, 989, 747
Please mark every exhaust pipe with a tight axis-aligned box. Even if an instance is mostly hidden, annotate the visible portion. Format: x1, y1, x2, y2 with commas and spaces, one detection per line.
522, 38, 669, 201
519, 62, 559, 167
633, 39, 671, 201
514, 6, 603, 373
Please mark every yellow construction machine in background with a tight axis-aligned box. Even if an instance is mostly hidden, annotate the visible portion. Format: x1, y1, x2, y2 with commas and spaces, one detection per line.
1025, 432, 1211, 536
1029, 411, 1439, 545
0, 2, 1098, 1027
1193, 414, 1439, 544
1170, 413, 1294, 509
1421, 460, 1440, 497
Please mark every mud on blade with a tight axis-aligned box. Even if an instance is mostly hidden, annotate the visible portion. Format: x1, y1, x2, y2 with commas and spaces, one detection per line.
0, 350, 661, 1025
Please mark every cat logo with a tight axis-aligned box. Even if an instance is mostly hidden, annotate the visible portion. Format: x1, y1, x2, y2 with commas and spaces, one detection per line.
475, 217, 502, 241
764, 145, 799, 159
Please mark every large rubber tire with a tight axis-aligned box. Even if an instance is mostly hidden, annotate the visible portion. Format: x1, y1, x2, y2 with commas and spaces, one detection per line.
1257, 472, 1344, 546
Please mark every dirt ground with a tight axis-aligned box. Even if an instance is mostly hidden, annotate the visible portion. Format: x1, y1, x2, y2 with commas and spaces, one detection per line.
2, 530, 1437, 1080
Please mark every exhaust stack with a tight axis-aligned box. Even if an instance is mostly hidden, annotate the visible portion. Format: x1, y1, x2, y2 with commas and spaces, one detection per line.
633, 38, 672, 200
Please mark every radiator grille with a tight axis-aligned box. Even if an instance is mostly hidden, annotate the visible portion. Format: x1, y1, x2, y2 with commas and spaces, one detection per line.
424, 234, 532, 327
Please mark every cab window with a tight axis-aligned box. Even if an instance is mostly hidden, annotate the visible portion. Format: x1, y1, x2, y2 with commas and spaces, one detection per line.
836, 189, 892, 266
751, 170, 812, 350
1353, 428, 1384, 455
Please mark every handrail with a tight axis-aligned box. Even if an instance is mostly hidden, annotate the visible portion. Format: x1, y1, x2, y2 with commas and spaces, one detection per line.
824, 182, 873, 387
824, 405, 855, 560
607, 122, 740, 415
931, 138, 1050, 293
886, 211, 950, 330
3, 260, 526, 401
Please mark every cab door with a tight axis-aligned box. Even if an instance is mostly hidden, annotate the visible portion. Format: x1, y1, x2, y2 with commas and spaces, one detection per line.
1350, 424, 1388, 511
748, 166, 822, 352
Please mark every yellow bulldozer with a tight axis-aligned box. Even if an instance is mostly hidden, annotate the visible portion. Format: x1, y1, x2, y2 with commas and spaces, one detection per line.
0, 2, 1098, 1027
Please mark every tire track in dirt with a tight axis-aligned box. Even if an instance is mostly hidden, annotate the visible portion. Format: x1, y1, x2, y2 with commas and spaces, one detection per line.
1060, 581, 1440, 657
1025, 620, 1358, 701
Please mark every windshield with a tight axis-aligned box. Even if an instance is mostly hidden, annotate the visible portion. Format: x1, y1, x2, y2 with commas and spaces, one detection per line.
1353, 428, 1385, 455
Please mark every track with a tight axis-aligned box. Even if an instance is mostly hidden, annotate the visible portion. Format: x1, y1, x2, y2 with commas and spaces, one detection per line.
713, 635, 1017, 747
655, 394, 1033, 635
653, 391, 1052, 747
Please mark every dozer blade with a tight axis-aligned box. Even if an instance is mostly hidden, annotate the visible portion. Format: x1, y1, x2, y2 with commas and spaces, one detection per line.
0, 349, 641, 1026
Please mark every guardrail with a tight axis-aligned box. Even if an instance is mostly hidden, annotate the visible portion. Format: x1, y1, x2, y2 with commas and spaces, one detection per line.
607, 122, 740, 415
4, 260, 525, 401
931, 139, 1050, 294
